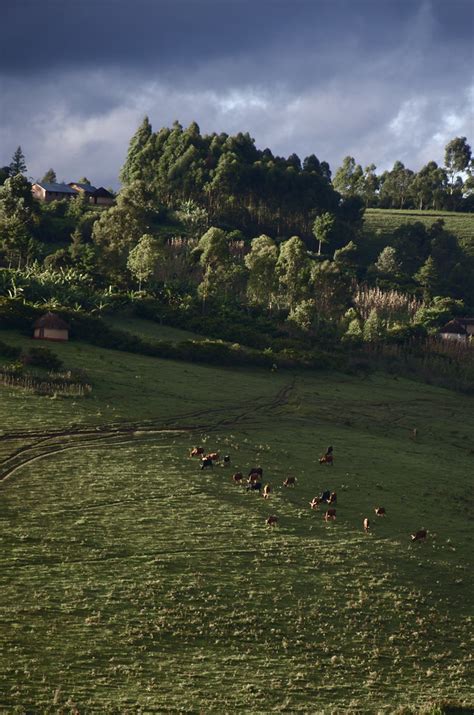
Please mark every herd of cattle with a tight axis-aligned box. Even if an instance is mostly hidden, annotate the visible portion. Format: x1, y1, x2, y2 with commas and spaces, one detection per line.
189, 446, 428, 542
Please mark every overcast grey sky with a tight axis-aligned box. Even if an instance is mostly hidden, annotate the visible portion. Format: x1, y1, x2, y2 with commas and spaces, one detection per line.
1, 0, 473, 188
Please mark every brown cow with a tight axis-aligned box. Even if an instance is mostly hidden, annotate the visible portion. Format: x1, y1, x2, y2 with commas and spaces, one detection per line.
206, 452, 220, 461
266, 515, 278, 527
411, 529, 427, 542
248, 466, 263, 479
323, 508, 336, 521
309, 496, 322, 510
190, 447, 204, 457
374, 507, 386, 517
248, 472, 261, 485
262, 483, 271, 499
328, 491, 337, 504
319, 454, 334, 466
363, 517, 370, 533
232, 472, 244, 484
283, 477, 296, 488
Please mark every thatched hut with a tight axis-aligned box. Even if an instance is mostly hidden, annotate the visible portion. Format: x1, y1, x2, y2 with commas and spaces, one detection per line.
33, 312, 69, 341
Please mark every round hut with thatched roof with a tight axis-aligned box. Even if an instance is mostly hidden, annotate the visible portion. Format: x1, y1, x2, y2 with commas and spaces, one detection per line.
33, 312, 69, 342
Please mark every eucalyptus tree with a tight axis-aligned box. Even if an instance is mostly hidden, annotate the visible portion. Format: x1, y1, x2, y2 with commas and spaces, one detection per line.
244, 234, 279, 309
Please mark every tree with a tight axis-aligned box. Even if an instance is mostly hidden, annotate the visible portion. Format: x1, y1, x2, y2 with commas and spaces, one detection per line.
244, 234, 279, 309
379, 161, 414, 209
9, 146, 27, 176
374, 246, 402, 277
120, 116, 153, 185
78, 177, 92, 185
175, 199, 208, 238
127, 234, 164, 290
313, 212, 335, 255
414, 256, 441, 299
41, 168, 57, 184
333, 156, 363, 198
275, 236, 309, 310
411, 162, 447, 210
0, 174, 37, 267
444, 137, 472, 192
363, 308, 385, 342
196, 227, 234, 308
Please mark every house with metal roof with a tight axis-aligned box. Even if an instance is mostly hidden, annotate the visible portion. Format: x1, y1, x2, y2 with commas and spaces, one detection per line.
32, 182, 77, 202
68, 182, 114, 205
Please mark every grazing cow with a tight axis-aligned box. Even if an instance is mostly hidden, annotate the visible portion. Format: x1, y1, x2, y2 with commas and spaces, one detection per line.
190, 447, 204, 457
411, 529, 427, 542
206, 452, 220, 461
200, 457, 214, 470
266, 515, 278, 527
248, 472, 261, 485
223, 455, 231, 464
283, 476, 296, 488
374, 507, 386, 517
323, 508, 337, 522
326, 446, 334, 455
309, 496, 322, 510
232, 472, 244, 484
320, 490, 331, 503
328, 491, 337, 504
262, 483, 271, 499
319, 454, 334, 466
248, 467, 263, 478
363, 517, 370, 533
246, 481, 262, 492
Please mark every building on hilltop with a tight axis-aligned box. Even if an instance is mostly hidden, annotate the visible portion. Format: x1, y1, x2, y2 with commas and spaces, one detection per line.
68, 182, 114, 205
33, 312, 69, 342
32, 181, 115, 205
32, 182, 77, 202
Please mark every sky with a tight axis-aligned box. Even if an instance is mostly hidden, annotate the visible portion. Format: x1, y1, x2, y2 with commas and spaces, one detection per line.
1, 0, 473, 189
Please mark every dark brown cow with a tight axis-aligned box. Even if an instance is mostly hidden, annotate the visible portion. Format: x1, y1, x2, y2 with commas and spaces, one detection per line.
248, 467, 263, 478
363, 517, 370, 533
266, 515, 278, 527
206, 452, 220, 461
319, 454, 334, 466
200, 457, 214, 470
283, 477, 296, 488
262, 483, 271, 499
190, 447, 204, 457
248, 472, 261, 485
411, 529, 427, 542
374, 507, 386, 517
232, 472, 244, 484
323, 508, 336, 522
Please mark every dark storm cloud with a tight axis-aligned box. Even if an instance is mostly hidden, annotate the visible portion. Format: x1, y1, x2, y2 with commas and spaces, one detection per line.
1, 0, 473, 188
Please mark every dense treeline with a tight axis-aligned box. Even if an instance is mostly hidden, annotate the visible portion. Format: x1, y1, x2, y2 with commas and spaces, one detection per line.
0, 127, 473, 390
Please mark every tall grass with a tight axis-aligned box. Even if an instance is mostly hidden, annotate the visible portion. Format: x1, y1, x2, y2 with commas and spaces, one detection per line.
354, 286, 422, 322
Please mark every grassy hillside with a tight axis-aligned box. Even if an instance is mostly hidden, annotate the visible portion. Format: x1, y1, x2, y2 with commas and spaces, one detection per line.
1, 327, 473, 712
363, 208, 474, 256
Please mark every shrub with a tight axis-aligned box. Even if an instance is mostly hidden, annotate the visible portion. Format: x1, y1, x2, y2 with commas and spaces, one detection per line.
21, 346, 63, 371
0, 339, 21, 359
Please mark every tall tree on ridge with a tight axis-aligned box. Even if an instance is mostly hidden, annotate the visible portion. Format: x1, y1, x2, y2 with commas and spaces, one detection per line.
9, 146, 27, 176
41, 168, 57, 184
120, 116, 153, 185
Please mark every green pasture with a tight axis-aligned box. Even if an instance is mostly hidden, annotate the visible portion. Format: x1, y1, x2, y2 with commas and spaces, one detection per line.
363, 208, 474, 256
103, 314, 206, 344
0, 328, 473, 712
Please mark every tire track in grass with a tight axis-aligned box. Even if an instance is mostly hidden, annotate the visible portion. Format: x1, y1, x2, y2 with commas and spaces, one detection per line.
0, 380, 296, 482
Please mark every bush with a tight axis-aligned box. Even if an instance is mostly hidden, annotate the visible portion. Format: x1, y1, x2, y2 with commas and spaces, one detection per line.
21, 346, 63, 371
0, 339, 21, 359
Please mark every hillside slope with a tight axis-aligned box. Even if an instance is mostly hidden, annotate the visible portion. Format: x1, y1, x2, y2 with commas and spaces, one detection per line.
0, 328, 473, 712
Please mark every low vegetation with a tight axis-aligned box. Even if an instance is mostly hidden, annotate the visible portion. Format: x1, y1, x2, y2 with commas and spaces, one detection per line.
0, 334, 473, 712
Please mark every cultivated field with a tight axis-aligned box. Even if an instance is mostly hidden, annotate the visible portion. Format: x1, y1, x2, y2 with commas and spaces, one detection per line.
1, 328, 473, 712
363, 208, 474, 256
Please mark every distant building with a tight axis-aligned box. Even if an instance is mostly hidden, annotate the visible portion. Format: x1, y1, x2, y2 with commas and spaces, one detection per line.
439, 319, 468, 343
68, 182, 114, 206
32, 181, 115, 206
32, 182, 77, 202
33, 312, 69, 342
